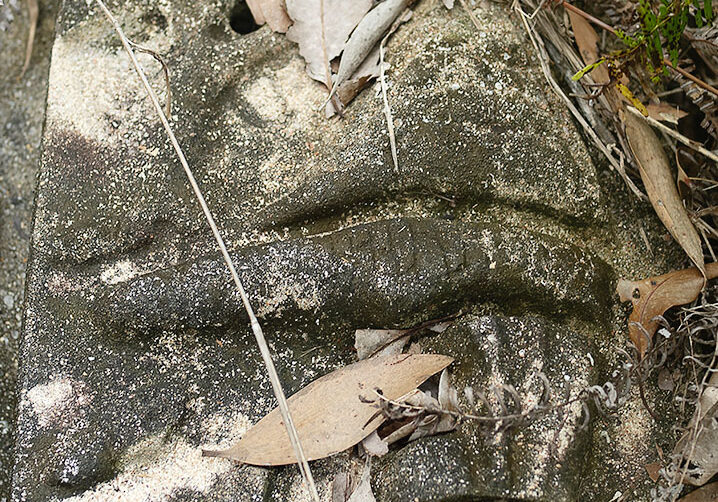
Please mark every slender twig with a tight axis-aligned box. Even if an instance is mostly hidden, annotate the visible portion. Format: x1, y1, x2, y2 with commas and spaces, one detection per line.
512, 0, 646, 199
626, 106, 718, 163
664, 59, 718, 99
92, 2, 319, 500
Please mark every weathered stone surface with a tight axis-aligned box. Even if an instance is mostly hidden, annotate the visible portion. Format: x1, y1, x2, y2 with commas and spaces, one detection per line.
11, 0, 687, 501
0, 2, 58, 501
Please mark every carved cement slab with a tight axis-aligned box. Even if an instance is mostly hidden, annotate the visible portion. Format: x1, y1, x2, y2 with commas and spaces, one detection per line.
12, 0, 683, 500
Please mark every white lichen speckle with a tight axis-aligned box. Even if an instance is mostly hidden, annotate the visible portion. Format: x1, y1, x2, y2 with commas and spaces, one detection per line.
100, 259, 142, 285
24, 376, 91, 429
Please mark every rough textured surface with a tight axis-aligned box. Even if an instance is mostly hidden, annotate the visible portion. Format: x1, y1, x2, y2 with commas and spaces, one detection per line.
9, 0, 689, 501
0, 2, 58, 501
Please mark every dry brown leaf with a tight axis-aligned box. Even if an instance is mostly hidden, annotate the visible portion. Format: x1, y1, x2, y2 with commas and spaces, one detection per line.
246, 0, 292, 33
624, 110, 706, 277
203, 353, 452, 465
617, 263, 718, 355
678, 482, 718, 501
646, 103, 689, 125
286, 0, 372, 84
568, 10, 609, 85
327, 0, 410, 100
645, 461, 662, 482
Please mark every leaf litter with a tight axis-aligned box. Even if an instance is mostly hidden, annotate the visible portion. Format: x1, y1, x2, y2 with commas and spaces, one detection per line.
286, 0, 373, 85
202, 354, 452, 465
617, 262, 718, 356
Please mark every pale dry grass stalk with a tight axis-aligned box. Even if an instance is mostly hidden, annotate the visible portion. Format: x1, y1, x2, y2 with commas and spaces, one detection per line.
379, 24, 399, 172
93, 1, 319, 499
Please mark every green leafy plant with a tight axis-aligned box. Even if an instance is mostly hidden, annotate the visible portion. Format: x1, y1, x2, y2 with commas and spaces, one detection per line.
572, 0, 713, 89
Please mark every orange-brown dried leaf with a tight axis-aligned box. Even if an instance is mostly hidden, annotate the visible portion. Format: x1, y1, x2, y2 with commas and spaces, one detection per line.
617, 263, 718, 356
203, 353, 453, 465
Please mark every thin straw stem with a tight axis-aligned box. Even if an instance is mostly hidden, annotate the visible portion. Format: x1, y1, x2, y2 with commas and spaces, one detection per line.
93, 2, 319, 499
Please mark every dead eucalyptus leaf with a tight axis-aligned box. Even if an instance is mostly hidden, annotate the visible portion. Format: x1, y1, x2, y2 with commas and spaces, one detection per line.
678, 482, 718, 501
624, 110, 706, 277
328, 0, 410, 100
246, 0, 292, 33
202, 353, 452, 465
286, 0, 372, 84
617, 263, 718, 356
355, 327, 409, 360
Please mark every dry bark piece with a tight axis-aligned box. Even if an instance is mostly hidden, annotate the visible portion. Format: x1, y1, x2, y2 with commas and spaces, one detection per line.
246, 0, 292, 33
623, 110, 706, 277
286, 0, 372, 83
203, 354, 453, 465
678, 482, 718, 501
617, 262, 718, 355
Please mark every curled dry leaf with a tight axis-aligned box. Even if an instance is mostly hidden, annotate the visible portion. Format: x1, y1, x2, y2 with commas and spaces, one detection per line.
202, 354, 452, 465
286, 0, 372, 84
354, 327, 409, 360
328, 0, 410, 100
360, 430, 388, 457
623, 110, 706, 277
617, 262, 718, 356
246, 0, 292, 33
674, 371, 718, 486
